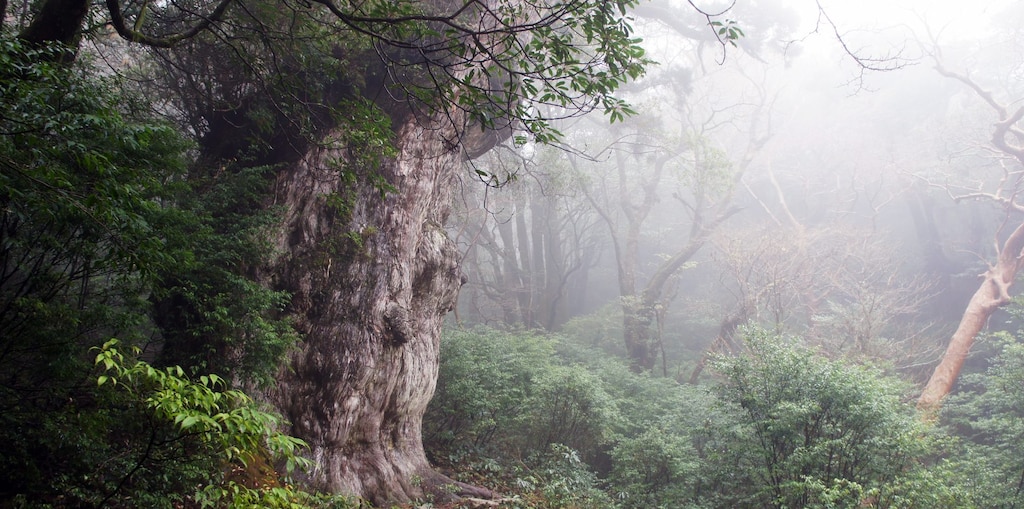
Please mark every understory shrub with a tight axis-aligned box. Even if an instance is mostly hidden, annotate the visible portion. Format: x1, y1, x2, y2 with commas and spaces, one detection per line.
708, 327, 936, 508
0, 38, 306, 507
428, 324, 971, 508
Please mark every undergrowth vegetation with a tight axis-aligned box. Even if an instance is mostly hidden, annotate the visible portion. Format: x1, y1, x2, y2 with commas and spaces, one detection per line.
424, 322, 1024, 508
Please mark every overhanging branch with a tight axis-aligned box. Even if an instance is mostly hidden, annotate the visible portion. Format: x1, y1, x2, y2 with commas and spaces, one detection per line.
105, 0, 236, 48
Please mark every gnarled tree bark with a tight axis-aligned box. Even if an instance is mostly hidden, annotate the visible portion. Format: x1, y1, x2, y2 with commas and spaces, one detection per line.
265, 115, 498, 504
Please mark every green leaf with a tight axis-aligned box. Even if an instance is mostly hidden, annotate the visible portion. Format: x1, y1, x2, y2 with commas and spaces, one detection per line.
179, 415, 199, 429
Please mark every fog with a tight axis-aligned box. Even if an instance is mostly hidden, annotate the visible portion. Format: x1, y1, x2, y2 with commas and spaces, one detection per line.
451, 0, 1024, 381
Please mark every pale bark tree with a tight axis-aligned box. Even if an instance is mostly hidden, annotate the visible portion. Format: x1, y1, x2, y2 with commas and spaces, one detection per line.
917, 60, 1024, 416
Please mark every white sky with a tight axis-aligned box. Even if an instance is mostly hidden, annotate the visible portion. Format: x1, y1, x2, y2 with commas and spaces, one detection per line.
807, 0, 1013, 40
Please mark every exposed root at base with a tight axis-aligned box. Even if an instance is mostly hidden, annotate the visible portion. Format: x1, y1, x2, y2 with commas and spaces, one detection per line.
417, 467, 497, 505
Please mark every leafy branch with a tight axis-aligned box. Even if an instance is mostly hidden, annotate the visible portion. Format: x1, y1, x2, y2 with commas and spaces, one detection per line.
93, 339, 311, 473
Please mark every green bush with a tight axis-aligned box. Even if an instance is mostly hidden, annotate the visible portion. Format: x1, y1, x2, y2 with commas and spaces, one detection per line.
509, 444, 616, 509
519, 365, 619, 462
0, 37, 301, 506
428, 325, 986, 509
425, 326, 625, 507
425, 326, 560, 459
708, 327, 930, 509
607, 426, 699, 508
427, 327, 629, 464
92, 339, 325, 506
429, 326, 720, 507
0, 38, 191, 505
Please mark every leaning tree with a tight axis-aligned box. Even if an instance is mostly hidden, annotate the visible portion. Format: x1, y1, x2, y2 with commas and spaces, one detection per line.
916, 50, 1024, 416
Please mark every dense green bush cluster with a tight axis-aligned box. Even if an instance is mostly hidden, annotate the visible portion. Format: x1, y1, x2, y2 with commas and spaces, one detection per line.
426, 323, 1024, 508
708, 329, 929, 508
424, 326, 716, 507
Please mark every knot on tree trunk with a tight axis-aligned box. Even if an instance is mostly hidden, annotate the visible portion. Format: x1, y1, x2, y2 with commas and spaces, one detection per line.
384, 302, 414, 345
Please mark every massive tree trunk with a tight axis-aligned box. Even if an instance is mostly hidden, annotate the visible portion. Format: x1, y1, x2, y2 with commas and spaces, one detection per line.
264, 115, 491, 504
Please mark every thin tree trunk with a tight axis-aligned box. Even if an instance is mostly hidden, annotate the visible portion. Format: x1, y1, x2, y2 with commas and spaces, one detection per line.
529, 191, 547, 327
515, 197, 535, 326
496, 214, 527, 324
541, 197, 568, 330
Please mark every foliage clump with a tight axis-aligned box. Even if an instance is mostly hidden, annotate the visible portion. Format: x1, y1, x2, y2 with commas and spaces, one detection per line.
0, 37, 318, 507
708, 328, 930, 508
427, 324, 987, 509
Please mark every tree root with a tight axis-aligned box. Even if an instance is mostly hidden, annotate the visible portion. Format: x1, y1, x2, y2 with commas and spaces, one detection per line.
417, 467, 497, 504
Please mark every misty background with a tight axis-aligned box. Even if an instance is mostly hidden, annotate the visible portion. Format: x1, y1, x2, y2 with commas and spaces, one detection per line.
447, 0, 1021, 380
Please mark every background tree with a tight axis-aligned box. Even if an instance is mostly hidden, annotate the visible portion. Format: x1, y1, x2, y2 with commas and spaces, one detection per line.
916, 35, 1024, 415
452, 148, 602, 330
571, 62, 771, 373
